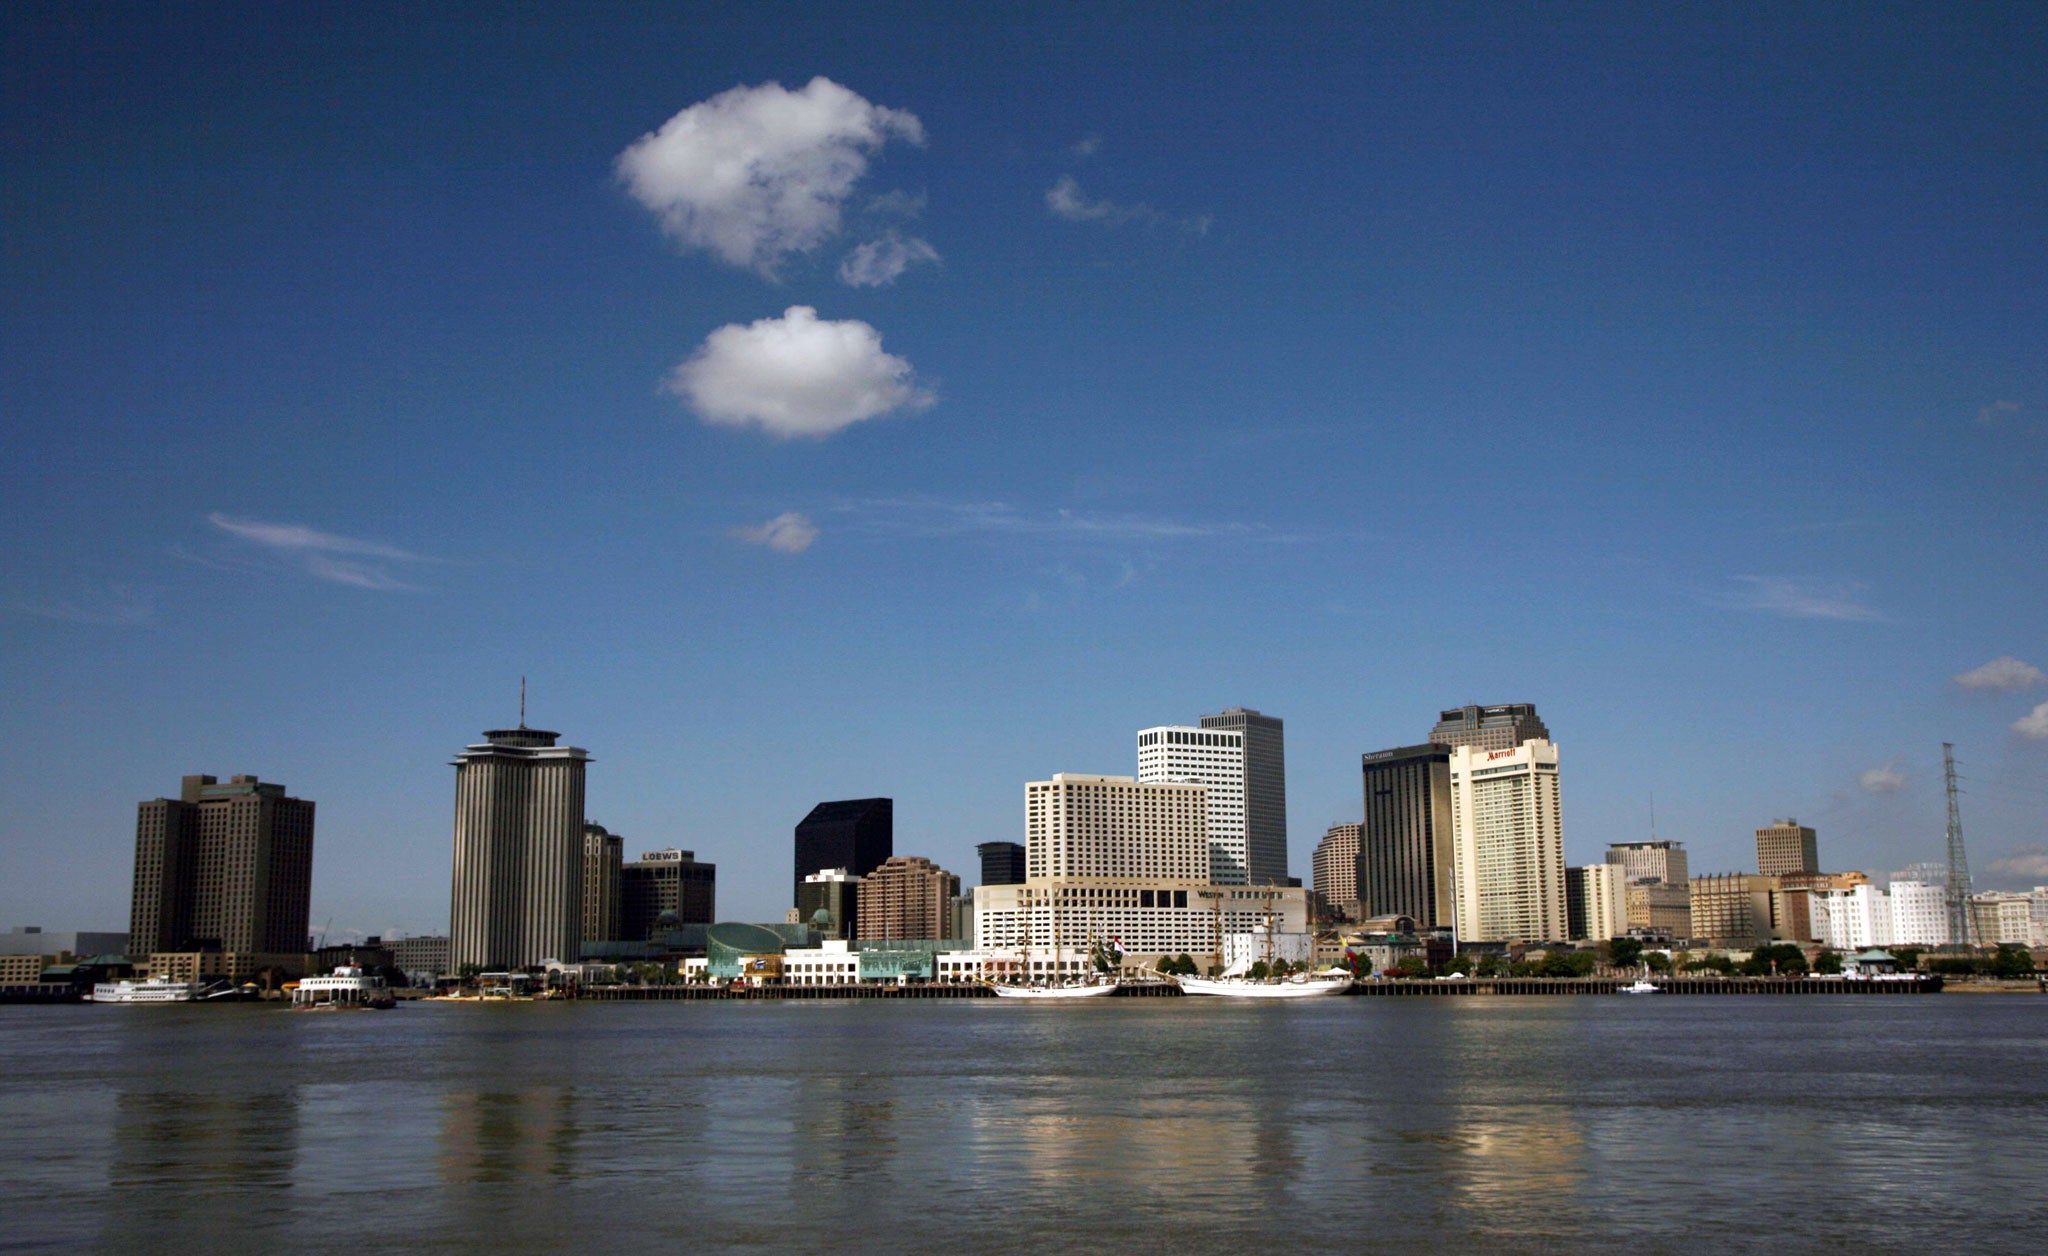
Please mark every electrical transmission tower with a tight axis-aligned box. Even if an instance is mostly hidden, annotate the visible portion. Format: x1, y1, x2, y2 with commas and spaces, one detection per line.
1942, 742, 1974, 948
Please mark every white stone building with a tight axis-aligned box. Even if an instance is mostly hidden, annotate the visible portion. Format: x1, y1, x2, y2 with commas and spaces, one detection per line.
1137, 727, 1249, 883
1448, 740, 1567, 943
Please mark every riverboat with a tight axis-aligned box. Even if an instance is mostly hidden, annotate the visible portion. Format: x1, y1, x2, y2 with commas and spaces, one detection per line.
291, 964, 397, 1010
1168, 972, 1352, 998
88, 976, 202, 1004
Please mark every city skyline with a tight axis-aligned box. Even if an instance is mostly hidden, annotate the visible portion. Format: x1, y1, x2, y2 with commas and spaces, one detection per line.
3, 5, 2045, 936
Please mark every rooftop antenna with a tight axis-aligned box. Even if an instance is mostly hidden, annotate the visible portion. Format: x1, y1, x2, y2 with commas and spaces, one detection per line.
519, 676, 527, 729
1943, 743, 1974, 948
1649, 793, 1658, 841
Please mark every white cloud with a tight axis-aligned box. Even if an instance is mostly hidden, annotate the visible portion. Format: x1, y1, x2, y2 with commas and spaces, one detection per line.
729, 512, 819, 554
843, 497, 1306, 545
837, 232, 940, 287
9, 583, 154, 625
208, 513, 428, 590
1954, 656, 2046, 692
1045, 175, 1211, 234
865, 189, 926, 217
668, 305, 934, 439
617, 77, 924, 278
1977, 399, 2019, 427
2015, 702, 2048, 740
1985, 847, 2048, 882
1859, 762, 1907, 794
1071, 134, 1102, 157
1723, 576, 1884, 622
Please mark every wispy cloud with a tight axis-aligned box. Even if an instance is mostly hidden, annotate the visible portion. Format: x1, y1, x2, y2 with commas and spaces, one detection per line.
837, 232, 940, 287
8, 582, 155, 625
1985, 848, 2048, 884
2015, 702, 2048, 741
1976, 399, 2019, 427
1719, 576, 1885, 622
1954, 656, 2046, 692
843, 497, 1303, 545
1045, 175, 1210, 234
1859, 760, 1907, 794
1070, 134, 1102, 157
207, 513, 431, 590
729, 512, 819, 554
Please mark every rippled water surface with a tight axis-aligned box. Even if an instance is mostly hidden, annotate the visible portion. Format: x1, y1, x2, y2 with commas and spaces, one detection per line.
3, 996, 2043, 1254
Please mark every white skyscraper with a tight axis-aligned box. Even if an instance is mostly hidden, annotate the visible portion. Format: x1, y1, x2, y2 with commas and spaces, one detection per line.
449, 724, 589, 971
1027, 773, 1209, 881
1138, 725, 1248, 883
1447, 739, 1566, 943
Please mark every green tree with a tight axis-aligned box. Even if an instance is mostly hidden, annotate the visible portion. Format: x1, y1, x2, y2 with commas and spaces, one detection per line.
1444, 953, 1475, 976
1174, 953, 1196, 976
1929, 956, 1976, 976
1813, 950, 1843, 975
1248, 960, 1270, 980
1607, 937, 1644, 970
457, 962, 482, 983
1390, 956, 1429, 979
1890, 946, 1923, 971
1643, 952, 1672, 973
1989, 945, 2036, 978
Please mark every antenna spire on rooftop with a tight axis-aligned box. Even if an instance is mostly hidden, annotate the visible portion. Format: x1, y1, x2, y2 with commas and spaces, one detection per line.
520, 676, 527, 729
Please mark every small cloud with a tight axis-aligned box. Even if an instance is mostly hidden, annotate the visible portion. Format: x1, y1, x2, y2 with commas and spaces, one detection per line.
2015, 702, 2048, 741
1859, 762, 1907, 794
837, 232, 940, 287
9, 583, 154, 625
1045, 175, 1209, 234
1985, 847, 2048, 883
668, 305, 934, 439
865, 189, 926, 217
207, 513, 429, 590
1977, 400, 2020, 427
1722, 576, 1885, 622
1071, 134, 1102, 157
729, 512, 819, 554
617, 77, 924, 279
1954, 656, 2046, 692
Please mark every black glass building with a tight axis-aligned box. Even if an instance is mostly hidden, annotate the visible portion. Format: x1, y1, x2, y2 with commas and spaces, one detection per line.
792, 798, 893, 904
1360, 744, 1454, 928
975, 841, 1026, 887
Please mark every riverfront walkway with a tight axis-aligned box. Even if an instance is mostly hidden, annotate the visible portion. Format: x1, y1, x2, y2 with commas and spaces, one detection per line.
573, 975, 1945, 1000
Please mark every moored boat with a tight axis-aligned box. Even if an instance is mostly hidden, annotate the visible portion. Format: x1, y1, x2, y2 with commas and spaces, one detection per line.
990, 979, 1118, 999
1169, 972, 1351, 999
88, 976, 202, 1004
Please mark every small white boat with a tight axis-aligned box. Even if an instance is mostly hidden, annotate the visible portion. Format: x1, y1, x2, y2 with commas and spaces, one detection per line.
1171, 973, 1351, 999
88, 976, 202, 1004
990, 980, 1118, 1000
1618, 965, 1661, 995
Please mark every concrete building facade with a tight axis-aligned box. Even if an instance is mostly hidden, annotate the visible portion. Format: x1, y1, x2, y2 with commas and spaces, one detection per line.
1429, 703, 1549, 754
1755, 819, 1820, 877
1312, 823, 1362, 921
581, 823, 623, 946
1138, 726, 1248, 883
1360, 744, 1455, 929
1199, 708, 1289, 886
449, 726, 588, 971
1689, 873, 1775, 947
857, 855, 960, 942
1566, 863, 1627, 942
130, 774, 315, 968
1448, 740, 1567, 943
1027, 774, 1209, 881
620, 848, 716, 943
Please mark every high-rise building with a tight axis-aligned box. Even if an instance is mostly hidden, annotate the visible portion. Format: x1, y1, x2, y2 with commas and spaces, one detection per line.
620, 849, 716, 943
976, 841, 1026, 886
1447, 740, 1567, 943
1607, 840, 1690, 887
1429, 703, 1549, 754
1566, 863, 1627, 942
1028, 774, 1209, 881
858, 855, 960, 941
449, 725, 588, 971
1755, 819, 1820, 877
1200, 708, 1288, 885
1311, 823, 1362, 921
130, 774, 315, 962
581, 823, 623, 946
797, 868, 861, 939
1887, 874, 1950, 947
1689, 873, 1773, 947
1360, 744, 1455, 928
792, 799, 892, 904
1138, 725, 1248, 883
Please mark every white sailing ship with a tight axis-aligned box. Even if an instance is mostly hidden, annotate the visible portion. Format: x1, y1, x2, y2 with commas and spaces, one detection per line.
1168, 971, 1352, 999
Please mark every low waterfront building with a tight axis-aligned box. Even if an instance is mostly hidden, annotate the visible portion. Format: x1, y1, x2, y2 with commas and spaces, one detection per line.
972, 880, 1310, 971
386, 935, 451, 977
1220, 927, 1315, 973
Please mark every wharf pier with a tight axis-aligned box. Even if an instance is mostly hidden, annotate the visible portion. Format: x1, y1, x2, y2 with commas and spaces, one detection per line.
1353, 975, 1944, 996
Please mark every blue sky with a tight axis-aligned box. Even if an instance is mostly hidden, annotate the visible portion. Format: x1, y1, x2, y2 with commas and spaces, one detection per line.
4, 2, 2044, 938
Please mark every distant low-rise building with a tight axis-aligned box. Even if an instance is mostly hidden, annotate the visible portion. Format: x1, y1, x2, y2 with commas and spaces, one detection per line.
387, 935, 451, 977
1689, 873, 1773, 947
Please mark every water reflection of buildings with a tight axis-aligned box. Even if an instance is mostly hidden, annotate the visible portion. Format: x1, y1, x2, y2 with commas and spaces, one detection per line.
437, 1088, 581, 1183
105, 1088, 300, 1249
